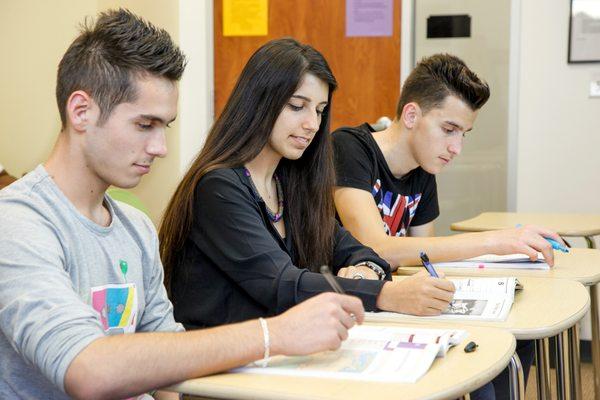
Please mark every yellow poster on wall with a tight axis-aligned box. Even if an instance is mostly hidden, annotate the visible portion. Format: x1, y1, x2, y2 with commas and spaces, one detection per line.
223, 0, 268, 37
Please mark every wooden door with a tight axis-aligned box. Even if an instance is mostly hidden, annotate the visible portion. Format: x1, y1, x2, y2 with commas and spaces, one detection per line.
214, 0, 401, 130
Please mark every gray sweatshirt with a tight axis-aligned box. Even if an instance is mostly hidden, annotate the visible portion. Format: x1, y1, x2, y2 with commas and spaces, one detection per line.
0, 166, 182, 399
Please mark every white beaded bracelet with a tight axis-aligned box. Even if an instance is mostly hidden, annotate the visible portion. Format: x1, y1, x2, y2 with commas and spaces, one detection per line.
257, 317, 270, 367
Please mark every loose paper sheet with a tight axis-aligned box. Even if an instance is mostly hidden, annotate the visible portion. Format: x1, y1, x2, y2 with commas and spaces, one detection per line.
223, 0, 268, 37
346, 0, 393, 37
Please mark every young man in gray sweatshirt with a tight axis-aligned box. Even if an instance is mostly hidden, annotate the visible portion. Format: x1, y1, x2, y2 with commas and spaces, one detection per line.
0, 9, 364, 400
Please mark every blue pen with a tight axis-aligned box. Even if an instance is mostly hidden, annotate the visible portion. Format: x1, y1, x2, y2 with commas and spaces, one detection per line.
545, 237, 569, 253
419, 251, 439, 278
515, 224, 569, 253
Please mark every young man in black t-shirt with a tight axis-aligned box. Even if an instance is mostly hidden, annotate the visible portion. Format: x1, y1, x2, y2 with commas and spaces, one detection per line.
333, 52, 566, 400
333, 54, 564, 270
334, 122, 439, 238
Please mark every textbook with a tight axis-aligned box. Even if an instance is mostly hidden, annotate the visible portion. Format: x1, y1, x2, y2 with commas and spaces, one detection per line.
433, 253, 549, 270
366, 277, 522, 323
234, 325, 467, 383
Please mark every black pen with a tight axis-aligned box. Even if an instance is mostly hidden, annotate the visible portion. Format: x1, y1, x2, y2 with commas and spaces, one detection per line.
320, 265, 357, 321
320, 265, 346, 294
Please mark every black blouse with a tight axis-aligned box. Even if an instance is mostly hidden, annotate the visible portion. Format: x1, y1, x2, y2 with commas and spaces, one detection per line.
170, 167, 391, 329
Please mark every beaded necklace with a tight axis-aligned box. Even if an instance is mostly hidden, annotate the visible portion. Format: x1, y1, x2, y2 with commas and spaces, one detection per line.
244, 168, 284, 222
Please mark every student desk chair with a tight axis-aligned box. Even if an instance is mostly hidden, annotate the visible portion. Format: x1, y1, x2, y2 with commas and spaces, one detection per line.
165, 325, 515, 400
376, 276, 590, 400
451, 212, 600, 400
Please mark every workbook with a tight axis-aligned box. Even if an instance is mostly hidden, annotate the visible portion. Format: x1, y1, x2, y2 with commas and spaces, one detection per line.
366, 277, 522, 323
433, 253, 549, 270
234, 325, 468, 383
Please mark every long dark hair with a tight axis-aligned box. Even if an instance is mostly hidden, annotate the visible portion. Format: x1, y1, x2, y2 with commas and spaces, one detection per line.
159, 38, 338, 291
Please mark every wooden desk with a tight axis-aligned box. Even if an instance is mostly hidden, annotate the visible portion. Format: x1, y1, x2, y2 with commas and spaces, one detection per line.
450, 212, 600, 399
450, 212, 600, 247
167, 326, 515, 400
374, 276, 590, 400
398, 250, 600, 400
377, 277, 589, 340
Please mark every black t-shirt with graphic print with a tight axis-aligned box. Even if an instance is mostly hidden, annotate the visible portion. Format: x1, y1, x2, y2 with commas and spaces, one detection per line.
332, 123, 439, 237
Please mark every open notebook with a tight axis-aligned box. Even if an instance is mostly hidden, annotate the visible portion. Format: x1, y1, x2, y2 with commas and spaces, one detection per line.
234, 325, 467, 383
433, 253, 549, 270
367, 277, 522, 323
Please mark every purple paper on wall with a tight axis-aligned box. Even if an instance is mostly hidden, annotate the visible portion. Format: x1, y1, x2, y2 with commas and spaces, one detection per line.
346, 0, 393, 37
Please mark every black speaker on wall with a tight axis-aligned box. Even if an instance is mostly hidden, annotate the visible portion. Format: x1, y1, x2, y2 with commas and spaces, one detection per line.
427, 15, 471, 38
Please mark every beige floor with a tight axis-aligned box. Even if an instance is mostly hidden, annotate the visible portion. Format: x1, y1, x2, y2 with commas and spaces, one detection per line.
526, 362, 595, 400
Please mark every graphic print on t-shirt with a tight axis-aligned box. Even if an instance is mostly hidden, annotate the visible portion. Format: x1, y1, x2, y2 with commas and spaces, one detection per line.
372, 179, 421, 237
91, 283, 138, 335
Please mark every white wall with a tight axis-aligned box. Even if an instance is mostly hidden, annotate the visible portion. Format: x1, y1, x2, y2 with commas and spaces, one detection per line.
178, 0, 213, 173
516, 0, 600, 339
413, 0, 511, 237
516, 1, 600, 214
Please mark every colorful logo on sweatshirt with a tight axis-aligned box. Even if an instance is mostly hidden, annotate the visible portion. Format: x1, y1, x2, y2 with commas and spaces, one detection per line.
372, 179, 421, 237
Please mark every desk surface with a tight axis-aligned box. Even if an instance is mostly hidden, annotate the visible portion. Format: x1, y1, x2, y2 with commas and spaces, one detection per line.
167, 325, 515, 400
398, 248, 600, 286
377, 277, 589, 340
450, 212, 600, 237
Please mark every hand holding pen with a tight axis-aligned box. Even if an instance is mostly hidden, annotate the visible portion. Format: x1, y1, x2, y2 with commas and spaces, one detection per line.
515, 224, 569, 253
501, 224, 569, 267
269, 290, 365, 355
372, 254, 455, 316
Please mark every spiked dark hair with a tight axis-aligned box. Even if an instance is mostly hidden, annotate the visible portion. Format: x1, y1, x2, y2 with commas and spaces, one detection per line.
396, 53, 489, 117
56, 8, 186, 128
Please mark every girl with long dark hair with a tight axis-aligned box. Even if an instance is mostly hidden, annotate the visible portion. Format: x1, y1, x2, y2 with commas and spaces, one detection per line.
159, 38, 455, 329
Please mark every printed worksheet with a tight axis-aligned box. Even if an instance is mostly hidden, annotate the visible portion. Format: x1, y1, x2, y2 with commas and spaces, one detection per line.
234, 325, 467, 383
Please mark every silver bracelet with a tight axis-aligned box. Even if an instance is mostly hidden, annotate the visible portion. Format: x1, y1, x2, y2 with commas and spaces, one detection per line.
356, 261, 386, 280
257, 317, 270, 367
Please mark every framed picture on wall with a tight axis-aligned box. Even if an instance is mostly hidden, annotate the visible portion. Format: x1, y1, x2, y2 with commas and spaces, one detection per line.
568, 0, 600, 63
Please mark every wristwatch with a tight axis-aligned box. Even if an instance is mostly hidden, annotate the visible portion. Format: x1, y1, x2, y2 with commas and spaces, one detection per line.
356, 261, 386, 280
